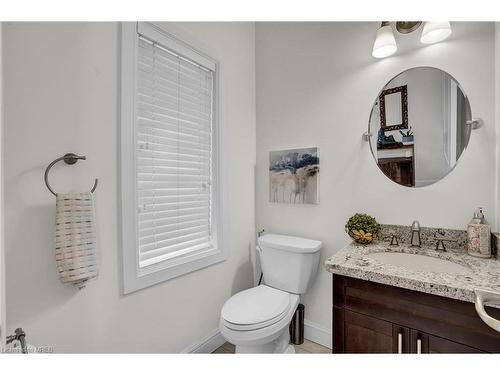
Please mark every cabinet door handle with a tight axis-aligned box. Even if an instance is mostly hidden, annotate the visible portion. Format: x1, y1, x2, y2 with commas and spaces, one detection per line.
397, 333, 403, 354
416, 338, 422, 354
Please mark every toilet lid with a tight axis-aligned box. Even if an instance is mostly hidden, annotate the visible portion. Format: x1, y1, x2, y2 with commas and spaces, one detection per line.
221, 285, 291, 329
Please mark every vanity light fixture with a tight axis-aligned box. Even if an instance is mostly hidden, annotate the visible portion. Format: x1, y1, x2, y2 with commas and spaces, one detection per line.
372, 21, 398, 58
420, 21, 452, 44
372, 21, 452, 59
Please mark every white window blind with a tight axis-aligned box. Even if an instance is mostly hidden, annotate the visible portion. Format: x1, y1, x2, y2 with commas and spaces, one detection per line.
122, 23, 223, 293
136, 34, 215, 269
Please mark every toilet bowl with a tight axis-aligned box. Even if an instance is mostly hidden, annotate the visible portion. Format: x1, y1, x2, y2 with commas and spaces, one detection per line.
219, 285, 299, 353
219, 234, 322, 353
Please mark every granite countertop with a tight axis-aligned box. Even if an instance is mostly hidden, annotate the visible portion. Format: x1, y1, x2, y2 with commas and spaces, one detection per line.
325, 241, 500, 306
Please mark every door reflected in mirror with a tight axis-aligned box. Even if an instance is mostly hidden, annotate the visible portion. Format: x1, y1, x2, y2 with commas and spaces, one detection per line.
368, 67, 472, 187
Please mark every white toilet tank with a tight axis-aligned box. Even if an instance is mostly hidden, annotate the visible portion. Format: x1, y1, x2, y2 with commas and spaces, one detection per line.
257, 234, 322, 294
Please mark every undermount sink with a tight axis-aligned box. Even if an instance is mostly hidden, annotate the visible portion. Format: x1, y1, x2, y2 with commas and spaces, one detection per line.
366, 252, 471, 275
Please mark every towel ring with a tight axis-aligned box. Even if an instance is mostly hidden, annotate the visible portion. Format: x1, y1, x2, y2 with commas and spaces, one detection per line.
44, 153, 98, 196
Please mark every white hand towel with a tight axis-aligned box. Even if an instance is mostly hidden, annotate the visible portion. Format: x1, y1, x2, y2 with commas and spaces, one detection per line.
55, 192, 98, 288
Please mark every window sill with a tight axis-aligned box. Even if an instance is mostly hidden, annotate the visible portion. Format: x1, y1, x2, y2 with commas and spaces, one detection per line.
123, 247, 226, 294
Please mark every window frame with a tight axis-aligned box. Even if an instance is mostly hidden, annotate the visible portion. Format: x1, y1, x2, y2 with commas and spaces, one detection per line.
120, 22, 225, 294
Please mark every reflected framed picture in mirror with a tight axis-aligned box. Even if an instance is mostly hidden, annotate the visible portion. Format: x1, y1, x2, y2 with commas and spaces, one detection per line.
379, 85, 408, 131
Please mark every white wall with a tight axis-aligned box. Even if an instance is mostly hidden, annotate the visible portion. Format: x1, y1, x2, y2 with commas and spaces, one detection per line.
255, 22, 496, 343
3, 22, 256, 352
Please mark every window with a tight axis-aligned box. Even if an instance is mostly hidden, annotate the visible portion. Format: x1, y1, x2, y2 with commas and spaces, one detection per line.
121, 23, 224, 294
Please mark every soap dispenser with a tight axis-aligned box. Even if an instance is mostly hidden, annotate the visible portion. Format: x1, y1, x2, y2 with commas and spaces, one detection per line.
467, 208, 491, 258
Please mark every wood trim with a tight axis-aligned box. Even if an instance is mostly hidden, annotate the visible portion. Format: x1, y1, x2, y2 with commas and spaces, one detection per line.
332, 276, 345, 352
332, 307, 344, 353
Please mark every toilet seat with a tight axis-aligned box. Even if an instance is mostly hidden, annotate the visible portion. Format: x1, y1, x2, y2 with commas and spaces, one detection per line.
221, 285, 291, 331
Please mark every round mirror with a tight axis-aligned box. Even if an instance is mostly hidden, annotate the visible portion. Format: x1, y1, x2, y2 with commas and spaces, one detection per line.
368, 67, 472, 187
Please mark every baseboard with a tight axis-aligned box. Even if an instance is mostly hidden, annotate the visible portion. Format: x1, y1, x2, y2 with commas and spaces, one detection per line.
304, 319, 332, 349
182, 320, 331, 353
182, 328, 226, 353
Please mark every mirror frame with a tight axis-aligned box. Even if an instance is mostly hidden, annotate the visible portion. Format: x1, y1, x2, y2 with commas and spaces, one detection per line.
379, 84, 408, 131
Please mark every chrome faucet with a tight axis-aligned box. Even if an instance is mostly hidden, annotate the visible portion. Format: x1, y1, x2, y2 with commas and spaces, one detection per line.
410, 220, 421, 247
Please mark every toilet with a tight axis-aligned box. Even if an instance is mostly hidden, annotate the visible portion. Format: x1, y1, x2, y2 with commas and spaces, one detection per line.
219, 234, 322, 353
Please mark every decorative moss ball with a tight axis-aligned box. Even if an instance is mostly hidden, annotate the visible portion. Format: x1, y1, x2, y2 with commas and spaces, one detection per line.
345, 213, 381, 244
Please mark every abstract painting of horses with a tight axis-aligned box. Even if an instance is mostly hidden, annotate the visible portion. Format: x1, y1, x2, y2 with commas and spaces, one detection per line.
269, 147, 319, 204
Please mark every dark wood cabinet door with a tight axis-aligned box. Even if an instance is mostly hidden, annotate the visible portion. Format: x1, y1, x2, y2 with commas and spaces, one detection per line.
343, 310, 409, 353
377, 157, 414, 187
332, 275, 500, 354
410, 330, 485, 354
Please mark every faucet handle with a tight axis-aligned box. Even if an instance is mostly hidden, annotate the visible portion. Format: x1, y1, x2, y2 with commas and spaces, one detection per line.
435, 236, 457, 252
434, 228, 446, 237
383, 234, 399, 246
435, 238, 446, 251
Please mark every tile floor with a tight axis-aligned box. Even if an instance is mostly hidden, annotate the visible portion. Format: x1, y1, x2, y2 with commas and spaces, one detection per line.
213, 340, 330, 354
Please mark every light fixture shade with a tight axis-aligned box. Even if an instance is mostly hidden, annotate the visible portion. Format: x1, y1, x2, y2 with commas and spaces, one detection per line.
420, 22, 452, 44
372, 23, 397, 58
